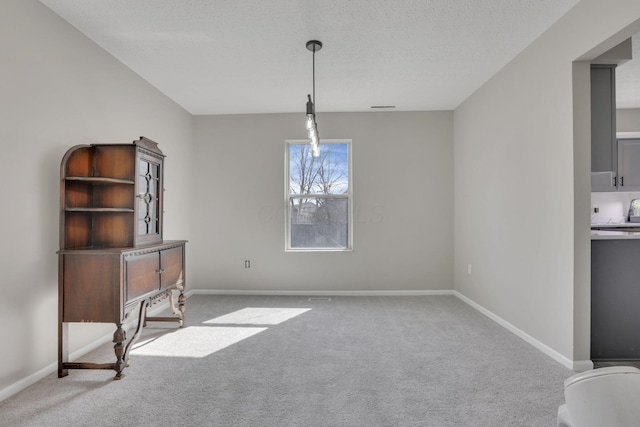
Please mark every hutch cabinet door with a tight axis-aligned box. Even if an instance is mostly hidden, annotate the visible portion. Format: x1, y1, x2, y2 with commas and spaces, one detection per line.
160, 246, 184, 288
136, 151, 163, 245
125, 252, 160, 302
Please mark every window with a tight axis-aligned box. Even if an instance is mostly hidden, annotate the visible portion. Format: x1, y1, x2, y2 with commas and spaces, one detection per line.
285, 139, 352, 251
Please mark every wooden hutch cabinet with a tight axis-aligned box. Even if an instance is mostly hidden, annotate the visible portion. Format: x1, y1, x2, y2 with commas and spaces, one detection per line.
58, 137, 186, 379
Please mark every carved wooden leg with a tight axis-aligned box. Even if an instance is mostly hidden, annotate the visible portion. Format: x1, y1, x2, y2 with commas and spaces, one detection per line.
122, 300, 148, 366
112, 325, 127, 380
112, 300, 148, 380
58, 322, 69, 378
177, 290, 186, 327
145, 288, 185, 326
166, 287, 186, 327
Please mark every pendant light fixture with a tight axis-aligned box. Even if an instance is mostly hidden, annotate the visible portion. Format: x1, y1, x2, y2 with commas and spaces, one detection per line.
305, 40, 322, 158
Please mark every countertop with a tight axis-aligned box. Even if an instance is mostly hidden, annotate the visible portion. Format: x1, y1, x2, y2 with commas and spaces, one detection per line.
591, 229, 640, 240
591, 215, 640, 240
590, 215, 640, 227
590, 222, 640, 228
591, 218, 640, 239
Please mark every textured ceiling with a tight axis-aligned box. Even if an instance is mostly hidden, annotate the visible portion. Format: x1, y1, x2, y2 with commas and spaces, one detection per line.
39, 0, 592, 115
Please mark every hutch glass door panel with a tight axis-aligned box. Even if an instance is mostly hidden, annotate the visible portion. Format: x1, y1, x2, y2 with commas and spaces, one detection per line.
136, 151, 163, 244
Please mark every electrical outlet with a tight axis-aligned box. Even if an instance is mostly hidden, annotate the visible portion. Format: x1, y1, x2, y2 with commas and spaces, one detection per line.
467, 264, 472, 275
244, 260, 250, 268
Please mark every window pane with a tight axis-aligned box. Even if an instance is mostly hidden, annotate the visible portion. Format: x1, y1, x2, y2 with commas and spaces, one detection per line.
290, 197, 348, 248
289, 143, 349, 195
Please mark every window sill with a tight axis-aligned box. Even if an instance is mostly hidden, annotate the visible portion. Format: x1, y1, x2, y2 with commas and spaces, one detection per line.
285, 247, 353, 253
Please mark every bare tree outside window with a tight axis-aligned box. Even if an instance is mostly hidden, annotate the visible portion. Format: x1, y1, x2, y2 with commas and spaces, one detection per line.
286, 140, 351, 250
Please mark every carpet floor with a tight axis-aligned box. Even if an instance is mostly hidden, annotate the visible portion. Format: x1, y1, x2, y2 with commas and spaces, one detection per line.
0, 295, 572, 426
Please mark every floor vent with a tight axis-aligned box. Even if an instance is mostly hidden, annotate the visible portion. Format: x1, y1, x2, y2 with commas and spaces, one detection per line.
308, 297, 332, 302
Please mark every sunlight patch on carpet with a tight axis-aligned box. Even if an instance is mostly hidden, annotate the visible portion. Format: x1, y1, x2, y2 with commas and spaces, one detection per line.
130, 326, 267, 358
203, 307, 311, 325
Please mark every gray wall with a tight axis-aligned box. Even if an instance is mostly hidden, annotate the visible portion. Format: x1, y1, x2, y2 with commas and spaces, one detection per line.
0, 0, 193, 394
454, 0, 640, 368
7, 0, 640, 400
191, 112, 453, 292
617, 108, 640, 132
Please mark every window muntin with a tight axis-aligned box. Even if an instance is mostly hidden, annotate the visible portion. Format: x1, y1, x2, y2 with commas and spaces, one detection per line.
285, 140, 352, 251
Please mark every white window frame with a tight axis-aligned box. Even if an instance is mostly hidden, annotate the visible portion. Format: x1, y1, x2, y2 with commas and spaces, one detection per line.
285, 139, 353, 252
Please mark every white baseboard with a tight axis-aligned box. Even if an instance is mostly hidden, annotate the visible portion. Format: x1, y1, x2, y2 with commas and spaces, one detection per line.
189, 289, 455, 297
0, 289, 589, 403
0, 328, 116, 402
0, 299, 174, 402
452, 291, 588, 371
0, 361, 57, 402
572, 359, 594, 372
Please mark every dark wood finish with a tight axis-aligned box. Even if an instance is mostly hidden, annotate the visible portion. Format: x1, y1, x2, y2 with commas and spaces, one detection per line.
62, 253, 120, 323
135, 150, 163, 245
62, 300, 148, 380
60, 137, 163, 249
58, 137, 186, 379
126, 251, 161, 301
161, 246, 184, 288
93, 212, 135, 248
